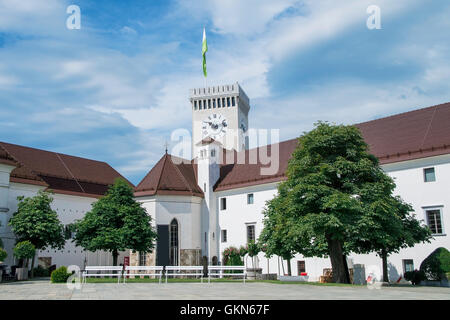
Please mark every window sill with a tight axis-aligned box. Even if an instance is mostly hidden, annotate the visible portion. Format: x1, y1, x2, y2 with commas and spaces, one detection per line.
431, 233, 446, 237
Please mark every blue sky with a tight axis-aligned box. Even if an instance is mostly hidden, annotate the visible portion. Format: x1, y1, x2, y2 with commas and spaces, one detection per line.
0, 0, 449, 185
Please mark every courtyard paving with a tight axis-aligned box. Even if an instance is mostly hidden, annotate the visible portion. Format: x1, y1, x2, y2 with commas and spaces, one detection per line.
0, 279, 449, 300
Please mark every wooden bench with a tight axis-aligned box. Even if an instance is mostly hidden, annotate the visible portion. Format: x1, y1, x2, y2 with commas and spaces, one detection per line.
82, 266, 123, 284
208, 266, 246, 283
164, 266, 204, 283
124, 266, 163, 284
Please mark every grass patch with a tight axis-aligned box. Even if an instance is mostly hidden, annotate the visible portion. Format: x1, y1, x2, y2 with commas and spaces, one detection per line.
81, 277, 363, 286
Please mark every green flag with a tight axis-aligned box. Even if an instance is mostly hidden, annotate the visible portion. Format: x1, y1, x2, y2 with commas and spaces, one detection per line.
202, 28, 208, 77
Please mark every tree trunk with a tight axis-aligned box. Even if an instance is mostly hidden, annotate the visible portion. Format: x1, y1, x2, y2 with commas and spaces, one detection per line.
326, 236, 349, 283
287, 259, 292, 276
381, 249, 389, 283
30, 252, 36, 278
342, 254, 351, 284
112, 250, 118, 266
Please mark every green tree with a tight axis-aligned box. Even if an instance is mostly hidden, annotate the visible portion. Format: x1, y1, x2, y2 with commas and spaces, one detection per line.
73, 178, 157, 266
261, 122, 424, 283
13, 240, 36, 268
355, 188, 432, 282
9, 191, 65, 277
259, 191, 299, 276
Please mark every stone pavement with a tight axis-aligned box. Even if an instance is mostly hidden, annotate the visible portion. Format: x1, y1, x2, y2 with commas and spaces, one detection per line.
0, 279, 449, 300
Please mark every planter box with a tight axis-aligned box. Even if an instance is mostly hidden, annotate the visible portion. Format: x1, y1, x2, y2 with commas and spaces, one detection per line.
16, 267, 28, 281
246, 268, 262, 280
279, 275, 309, 282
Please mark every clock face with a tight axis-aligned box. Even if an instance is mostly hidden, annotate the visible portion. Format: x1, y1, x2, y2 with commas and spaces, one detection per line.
202, 113, 228, 139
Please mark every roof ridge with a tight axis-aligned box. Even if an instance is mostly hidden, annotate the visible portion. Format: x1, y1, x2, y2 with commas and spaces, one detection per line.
155, 153, 169, 192
0, 141, 107, 164
55, 152, 86, 193
355, 101, 450, 127
168, 154, 194, 193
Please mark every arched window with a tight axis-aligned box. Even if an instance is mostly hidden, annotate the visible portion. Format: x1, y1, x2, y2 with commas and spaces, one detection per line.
139, 252, 147, 266
169, 219, 179, 266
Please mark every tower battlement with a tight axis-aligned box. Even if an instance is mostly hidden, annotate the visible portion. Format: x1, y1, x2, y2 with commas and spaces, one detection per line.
189, 82, 249, 108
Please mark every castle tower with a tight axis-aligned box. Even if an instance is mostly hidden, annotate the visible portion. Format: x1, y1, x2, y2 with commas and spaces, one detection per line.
190, 82, 250, 159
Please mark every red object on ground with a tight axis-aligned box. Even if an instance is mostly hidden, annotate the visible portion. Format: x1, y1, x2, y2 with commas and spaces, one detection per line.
300, 272, 308, 276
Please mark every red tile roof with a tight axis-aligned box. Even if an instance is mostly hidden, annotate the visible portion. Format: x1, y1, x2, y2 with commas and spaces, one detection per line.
134, 153, 204, 198
214, 101, 450, 191
0, 141, 132, 198
355, 102, 450, 164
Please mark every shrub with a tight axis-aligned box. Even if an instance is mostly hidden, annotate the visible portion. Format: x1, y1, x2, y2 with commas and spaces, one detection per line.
33, 265, 50, 277
239, 245, 248, 257
0, 248, 7, 262
13, 241, 35, 267
420, 247, 450, 281
51, 266, 71, 283
404, 270, 426, 285
247, 241, 260, 257
222, 246, 240, 265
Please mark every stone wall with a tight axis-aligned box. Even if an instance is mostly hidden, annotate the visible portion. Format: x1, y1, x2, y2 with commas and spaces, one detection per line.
180, 249, 202, 266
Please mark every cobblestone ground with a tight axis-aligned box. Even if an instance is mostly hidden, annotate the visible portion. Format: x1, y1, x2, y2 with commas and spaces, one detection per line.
0, 279, 449, 300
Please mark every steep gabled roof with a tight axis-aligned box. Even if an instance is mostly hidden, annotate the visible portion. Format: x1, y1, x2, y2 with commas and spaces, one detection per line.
134, 153, 204, 198
0, 141, 133, 198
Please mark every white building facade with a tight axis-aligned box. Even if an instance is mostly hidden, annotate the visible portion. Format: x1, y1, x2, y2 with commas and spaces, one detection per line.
133, 83, 450, 283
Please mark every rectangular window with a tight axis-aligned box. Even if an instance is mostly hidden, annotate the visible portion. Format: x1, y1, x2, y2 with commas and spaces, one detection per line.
232, 96, 236, 106
222, 98, 226, 108
220, 198, 227, 210
424, 167, 436, 182
247, 193, 254, 204
208, 99, 211, 109
139, 252, 147, 266
213, 99, 216, 108
297, 261, 306, 274
247, 224, 255, 243
426, 209, 443, 234
218, 98, 221, 108
194, 101, 197, 110
221, 230, 227, 243
403, 259, 414, 274
227, 97, 231, 107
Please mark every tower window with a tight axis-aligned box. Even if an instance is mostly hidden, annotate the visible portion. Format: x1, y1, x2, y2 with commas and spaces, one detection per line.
221, 230, 227, 243
424, 167, 436, 182
213, 99, 216, 108
247, 193, 254, 205
199, 101, 202, 110
194, 101, 197, 110
227, 97, 231, 107
218, 98, 221, 108
246, 224, 255, 243
220, 198, 227, 210
208, 99, 211, 109
232, 97, 236, 106
211, 149, 216, 157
